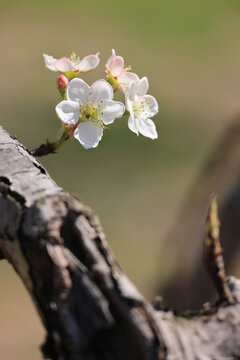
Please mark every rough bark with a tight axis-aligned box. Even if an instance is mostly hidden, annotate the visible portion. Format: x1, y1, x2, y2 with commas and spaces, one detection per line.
1, 125, 240, 360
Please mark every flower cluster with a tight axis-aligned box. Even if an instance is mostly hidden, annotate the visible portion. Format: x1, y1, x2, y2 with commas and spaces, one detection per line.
43, 49, 159, 149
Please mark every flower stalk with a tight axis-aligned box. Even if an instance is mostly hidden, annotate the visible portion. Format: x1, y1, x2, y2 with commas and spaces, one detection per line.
30, 126, 72, 157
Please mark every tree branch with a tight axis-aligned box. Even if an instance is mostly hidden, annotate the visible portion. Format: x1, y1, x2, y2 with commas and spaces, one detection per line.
1, 125, 240, 359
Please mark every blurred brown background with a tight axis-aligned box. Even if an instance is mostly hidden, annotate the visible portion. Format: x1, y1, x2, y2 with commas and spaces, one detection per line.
1, 0, 240, 358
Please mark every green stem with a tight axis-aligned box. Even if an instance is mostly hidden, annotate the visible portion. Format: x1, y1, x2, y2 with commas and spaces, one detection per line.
30, 126, 72, 157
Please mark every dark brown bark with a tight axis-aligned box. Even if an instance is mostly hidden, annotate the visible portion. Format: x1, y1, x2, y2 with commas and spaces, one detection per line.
30, 140, 57, 157
1, 125, 240, 360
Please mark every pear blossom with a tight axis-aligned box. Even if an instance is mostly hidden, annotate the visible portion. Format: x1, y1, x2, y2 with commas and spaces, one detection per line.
125, 77, 158, 139
55, 78, 125, 149
43, 52, 100, 77
105, 49, 139, 93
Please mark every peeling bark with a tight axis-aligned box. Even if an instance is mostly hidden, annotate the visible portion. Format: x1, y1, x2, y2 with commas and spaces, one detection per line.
1, 125, 240, 360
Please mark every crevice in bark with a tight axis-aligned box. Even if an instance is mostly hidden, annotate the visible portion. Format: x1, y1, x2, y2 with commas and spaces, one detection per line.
0, 176, 11, 185
33, 161, 47, 175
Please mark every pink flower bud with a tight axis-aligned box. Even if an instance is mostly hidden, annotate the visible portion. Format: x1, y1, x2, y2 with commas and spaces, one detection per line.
56, 75, 69, 91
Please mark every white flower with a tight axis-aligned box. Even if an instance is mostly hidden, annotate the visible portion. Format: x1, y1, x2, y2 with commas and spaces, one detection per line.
43, 52, 100, 75
125, 77, 158, 139
105, 49, 139, 93
55, 78, 125, 149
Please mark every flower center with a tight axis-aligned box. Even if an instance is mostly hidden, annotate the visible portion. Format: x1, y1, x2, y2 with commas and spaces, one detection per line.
79, 102, 103, 125
132, 99, 146, 117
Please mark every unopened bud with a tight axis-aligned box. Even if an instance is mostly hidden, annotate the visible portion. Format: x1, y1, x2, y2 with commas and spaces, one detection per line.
56, 75, 69, 98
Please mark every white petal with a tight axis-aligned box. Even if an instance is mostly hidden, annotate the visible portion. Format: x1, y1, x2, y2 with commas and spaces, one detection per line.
76, 54, 100, 73
125, 81, 137, 103
143, 95, 159, 116
108, 56, 124, 77
90, 79, 113, 104
55, 100, 79, 125
74, 122, 103, 149
100, 100, 125, 125
105, 49, 117, 69
125, 83, 136, 121
128, 115, 139, 135
66, 78, 90, 105
125, 98, 135, 121
136, 77, 149, 96
118, 72, 139, 93
125, 94, 132, 114
138, 117, 158, 139
43, 54, 57, 71
54, 58, 76, 72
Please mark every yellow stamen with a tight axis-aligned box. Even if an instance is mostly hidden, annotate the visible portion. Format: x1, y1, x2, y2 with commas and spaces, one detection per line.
124, 65, 132, 72
69, 51, 80, 63
132, 97, 154, 118
79, 102, 104, 127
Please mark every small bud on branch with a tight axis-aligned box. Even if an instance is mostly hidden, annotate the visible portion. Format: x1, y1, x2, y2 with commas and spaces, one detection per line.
204, 193, 234, 303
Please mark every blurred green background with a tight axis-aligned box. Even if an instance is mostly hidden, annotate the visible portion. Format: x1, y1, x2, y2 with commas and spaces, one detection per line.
1, 0, 240, 358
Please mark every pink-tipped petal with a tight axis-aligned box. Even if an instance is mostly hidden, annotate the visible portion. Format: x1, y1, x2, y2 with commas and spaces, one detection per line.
108, 56, 124, 77
118, 72, 139, 93
54, 58, 76, 72
136, 77, 149, 96
43, 54, 58, 71
66, 78, 90, 105
77, 54, 100, 73
55, 100, 79, 125
74, 122, 103, 149
105, 49, 117, 69
100, 100, 125, 125
91, 79, 113, 104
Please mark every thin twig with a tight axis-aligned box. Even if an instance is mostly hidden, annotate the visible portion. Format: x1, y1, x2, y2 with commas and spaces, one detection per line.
30, 126, 73, 157
204, 193, 234, 303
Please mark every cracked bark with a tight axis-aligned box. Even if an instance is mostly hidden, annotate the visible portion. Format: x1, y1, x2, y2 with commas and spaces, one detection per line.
1, 125, 240, 360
